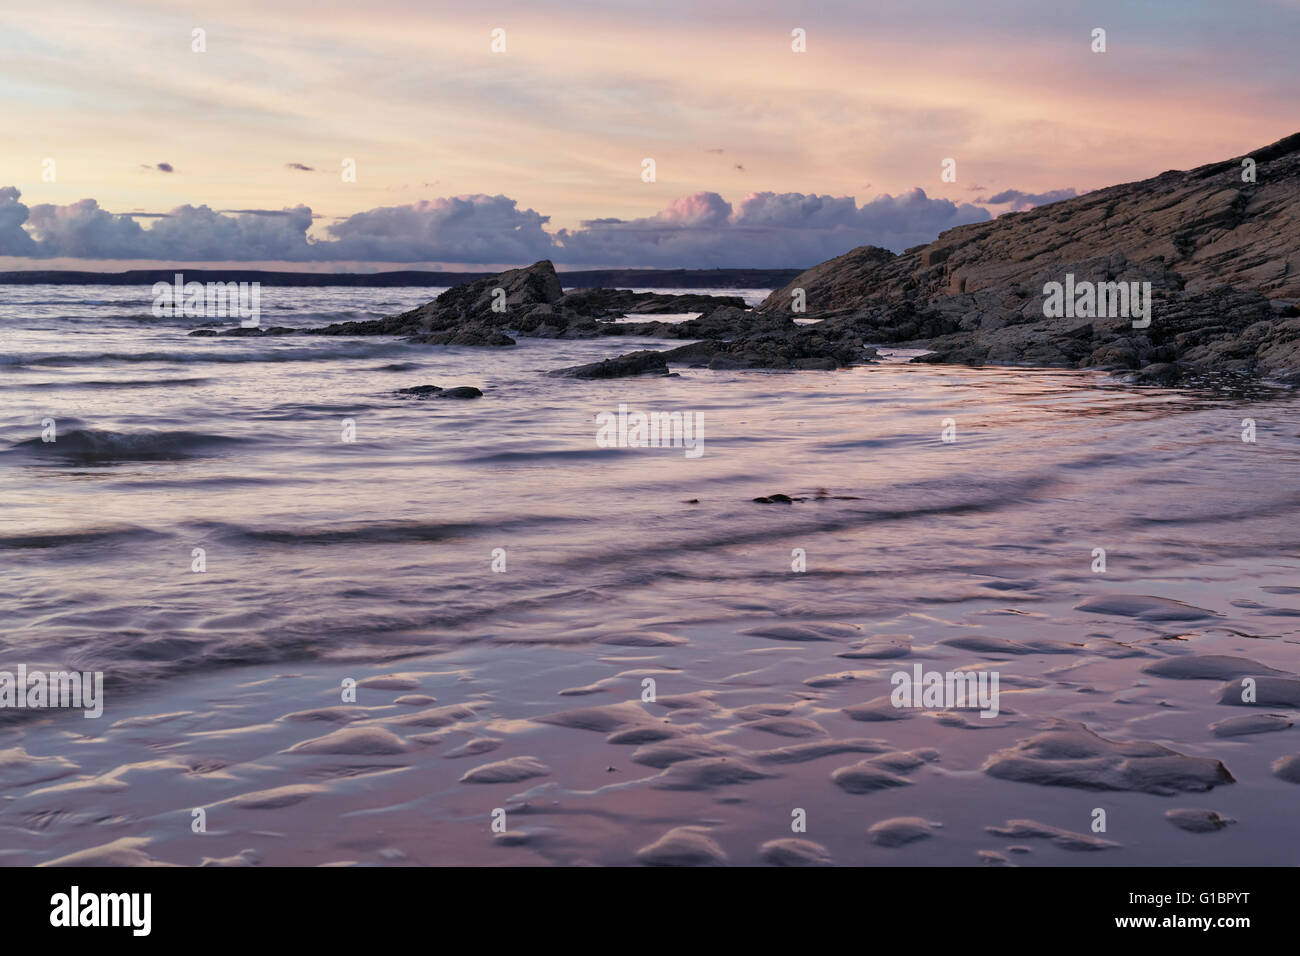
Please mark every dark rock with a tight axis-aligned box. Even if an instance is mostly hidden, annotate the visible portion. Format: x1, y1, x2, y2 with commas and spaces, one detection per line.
549, 350, 670, 379
1132, 362, 1183, 385
409, 326, 516, 347
396, 385, 483, 399
555, 288, 745, 317
310, 262, 748, 346
188, 325, 295, 337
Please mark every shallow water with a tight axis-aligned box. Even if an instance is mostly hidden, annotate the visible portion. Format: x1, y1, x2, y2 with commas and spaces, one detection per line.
1, 283, 1298, 866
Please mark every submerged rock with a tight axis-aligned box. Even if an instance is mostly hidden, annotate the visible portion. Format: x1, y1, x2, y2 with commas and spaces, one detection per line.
548, 350, 670, 379
395, 384, 483, 399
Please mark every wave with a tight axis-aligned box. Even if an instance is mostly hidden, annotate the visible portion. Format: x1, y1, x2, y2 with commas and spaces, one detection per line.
0, 342, 415, 366
0, 525, 169, 550
7, 427, 249, 463
193, 513, 581, 546
0, 377, 212, 390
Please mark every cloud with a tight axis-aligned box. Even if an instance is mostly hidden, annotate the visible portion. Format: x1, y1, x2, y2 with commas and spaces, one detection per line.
286, 163, 315, 172
155, 162, 174, 173
974, 187, 1078, 211
20, 194, 315, 260
0, 187, 38, 256
324, 194, 556, 263
555, 188, 992, 267
0, 186, 998, 266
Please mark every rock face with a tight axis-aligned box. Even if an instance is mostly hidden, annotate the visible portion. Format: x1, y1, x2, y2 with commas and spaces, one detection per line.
758, 132, 1300, 382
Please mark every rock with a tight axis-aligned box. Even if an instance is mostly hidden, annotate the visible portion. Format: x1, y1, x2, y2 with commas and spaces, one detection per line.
1132, 362, 1183, 385
756, 132, 1300, 380
549, 350, 670, 379
555, 288, 746, 317
309, 261, 755, 349
410, 327, 516, 347
187, 326, 295, 337
309, 260, 563, 341
436, 386, 483, 399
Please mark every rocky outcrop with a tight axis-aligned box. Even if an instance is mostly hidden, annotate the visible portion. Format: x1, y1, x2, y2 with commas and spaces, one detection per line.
544, 311, 877, 375
304, 261, 749, 345
759, 132, 1300, 382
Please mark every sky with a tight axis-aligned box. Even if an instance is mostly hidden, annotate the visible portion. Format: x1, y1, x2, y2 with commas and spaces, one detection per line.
0, 0, 1296, 271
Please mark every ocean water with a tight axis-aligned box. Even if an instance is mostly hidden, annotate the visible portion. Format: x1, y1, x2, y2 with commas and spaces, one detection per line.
2, 283, 1299, 866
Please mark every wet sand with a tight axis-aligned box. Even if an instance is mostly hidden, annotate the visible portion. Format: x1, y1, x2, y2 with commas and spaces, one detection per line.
4, 571, 1298, 866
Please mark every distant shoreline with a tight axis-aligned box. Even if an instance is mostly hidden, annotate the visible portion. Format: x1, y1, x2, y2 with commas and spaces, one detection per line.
0, 267, 801, 289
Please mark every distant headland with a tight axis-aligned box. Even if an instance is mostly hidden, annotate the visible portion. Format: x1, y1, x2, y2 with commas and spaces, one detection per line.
0, 267, 801, 289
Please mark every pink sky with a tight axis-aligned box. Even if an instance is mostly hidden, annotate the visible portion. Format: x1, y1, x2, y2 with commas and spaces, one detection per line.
0, 0, 1295, 267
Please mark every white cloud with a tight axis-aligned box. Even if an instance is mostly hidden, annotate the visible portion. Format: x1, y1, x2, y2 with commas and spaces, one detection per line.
1, 186, 999, 267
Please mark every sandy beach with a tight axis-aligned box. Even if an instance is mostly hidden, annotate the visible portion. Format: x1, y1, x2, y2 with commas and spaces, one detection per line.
3, 285, 1297, 865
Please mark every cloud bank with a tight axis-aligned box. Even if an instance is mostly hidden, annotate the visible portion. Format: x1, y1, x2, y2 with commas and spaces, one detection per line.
0, 184, 1068, 267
